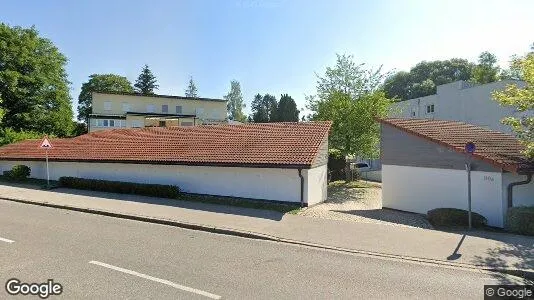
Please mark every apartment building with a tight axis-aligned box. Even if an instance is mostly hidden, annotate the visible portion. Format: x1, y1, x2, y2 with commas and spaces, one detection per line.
389, 80, 526, 134
89, 92, 228, 132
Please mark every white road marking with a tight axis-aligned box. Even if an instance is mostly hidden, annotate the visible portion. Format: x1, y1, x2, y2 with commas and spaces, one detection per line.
89, 260, 221, 299
0, 237, 14, 243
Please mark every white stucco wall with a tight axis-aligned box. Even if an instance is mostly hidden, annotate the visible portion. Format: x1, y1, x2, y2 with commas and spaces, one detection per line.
360, 170, 382, 182
502, 173, 534, 208
382, 164, 505, 227
0, 160, 326, 205
303, 165, 328, 206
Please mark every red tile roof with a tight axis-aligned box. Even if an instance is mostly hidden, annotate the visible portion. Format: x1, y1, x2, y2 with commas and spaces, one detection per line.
0, 122, 332, 169
379, 118, 534, 173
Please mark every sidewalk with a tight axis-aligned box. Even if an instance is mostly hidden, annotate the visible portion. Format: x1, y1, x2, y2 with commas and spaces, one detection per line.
0, 183, 533, 276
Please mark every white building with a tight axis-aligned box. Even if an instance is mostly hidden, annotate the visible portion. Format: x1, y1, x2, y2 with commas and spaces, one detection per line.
380, 118, 534, 228
389, 80, 526, 134
0, 122, 331, 207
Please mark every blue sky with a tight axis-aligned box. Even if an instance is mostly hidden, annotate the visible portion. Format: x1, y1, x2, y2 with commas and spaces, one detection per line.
3, 0, 533, 116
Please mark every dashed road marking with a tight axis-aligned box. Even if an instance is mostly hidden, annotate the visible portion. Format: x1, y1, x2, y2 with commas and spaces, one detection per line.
0, 237, 14, 243
89, 260, 221, 299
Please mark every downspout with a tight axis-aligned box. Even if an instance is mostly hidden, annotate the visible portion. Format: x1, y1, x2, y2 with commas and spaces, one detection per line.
298, 169, 304, 208
507, 173, 532, 208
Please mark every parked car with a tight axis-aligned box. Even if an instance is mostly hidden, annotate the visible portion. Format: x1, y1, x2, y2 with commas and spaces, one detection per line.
350, 162, 370, 172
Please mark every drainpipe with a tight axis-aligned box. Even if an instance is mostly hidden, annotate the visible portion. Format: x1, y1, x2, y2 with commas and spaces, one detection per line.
507, 173, 532, 208
298, 169, 304, 208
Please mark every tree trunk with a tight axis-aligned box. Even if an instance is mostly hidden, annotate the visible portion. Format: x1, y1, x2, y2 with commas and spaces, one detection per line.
345, 161, 351, 182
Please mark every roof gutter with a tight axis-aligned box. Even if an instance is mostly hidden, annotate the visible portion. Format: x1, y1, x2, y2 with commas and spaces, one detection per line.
298, 169, 305, 208
506, 173, 532, 208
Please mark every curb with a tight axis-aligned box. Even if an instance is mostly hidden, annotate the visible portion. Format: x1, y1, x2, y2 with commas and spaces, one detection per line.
1, 195, 533, 280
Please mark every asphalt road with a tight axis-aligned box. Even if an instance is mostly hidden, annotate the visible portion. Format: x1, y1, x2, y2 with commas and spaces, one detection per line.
0, 199, 529, 299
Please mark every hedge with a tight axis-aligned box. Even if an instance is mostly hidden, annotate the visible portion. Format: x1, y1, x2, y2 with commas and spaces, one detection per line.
58, 177, 180, 199
506, 207, 534, 236
427, 208, 487, 228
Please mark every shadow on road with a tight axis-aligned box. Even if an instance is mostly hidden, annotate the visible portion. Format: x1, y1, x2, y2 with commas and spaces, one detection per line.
331, 208, 432, 228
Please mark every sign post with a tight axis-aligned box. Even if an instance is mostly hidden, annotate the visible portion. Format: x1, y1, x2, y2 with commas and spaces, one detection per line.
465, 142, 476, 230
39, 137, 53, 188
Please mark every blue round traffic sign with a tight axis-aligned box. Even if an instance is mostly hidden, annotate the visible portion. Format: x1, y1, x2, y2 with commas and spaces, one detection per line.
465, 142, 476, 154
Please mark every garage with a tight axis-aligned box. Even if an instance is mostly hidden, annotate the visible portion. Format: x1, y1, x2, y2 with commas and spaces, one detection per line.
0, 122, 331, 206
379, 118, 534, 228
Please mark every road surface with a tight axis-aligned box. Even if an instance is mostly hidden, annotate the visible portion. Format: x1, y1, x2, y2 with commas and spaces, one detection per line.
0, 199, 527, 299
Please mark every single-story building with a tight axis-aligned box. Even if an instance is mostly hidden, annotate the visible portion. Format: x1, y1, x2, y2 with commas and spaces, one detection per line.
379, 118, 534, 228
0, 122, 331, 206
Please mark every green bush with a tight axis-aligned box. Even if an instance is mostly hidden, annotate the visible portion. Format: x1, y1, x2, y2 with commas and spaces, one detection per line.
58, 177, 181, 199
0, 128, 44, 146
328, 148, 346, 181
2, 165, 31, 180
427, 208, 487, 228
506, 207, 534, 236
10, 165, 31, 179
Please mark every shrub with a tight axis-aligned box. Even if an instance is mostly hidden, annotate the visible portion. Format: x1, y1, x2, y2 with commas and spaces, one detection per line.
427, 208, 487, 228
9, 165, 31, 180
58, 177, 181, 199
506, 207, 534, 236
328, 148, 346, 181
0, 128, 44, 146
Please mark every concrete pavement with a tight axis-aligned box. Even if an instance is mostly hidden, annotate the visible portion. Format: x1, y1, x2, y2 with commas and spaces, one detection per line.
0, 200, 528, 299
0, 183, 533, 276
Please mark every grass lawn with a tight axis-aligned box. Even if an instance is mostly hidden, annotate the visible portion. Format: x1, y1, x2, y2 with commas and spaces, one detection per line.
328, 180, 381, 189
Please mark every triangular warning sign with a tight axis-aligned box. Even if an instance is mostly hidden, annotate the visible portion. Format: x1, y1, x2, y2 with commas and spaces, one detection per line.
40, 137, 53, 149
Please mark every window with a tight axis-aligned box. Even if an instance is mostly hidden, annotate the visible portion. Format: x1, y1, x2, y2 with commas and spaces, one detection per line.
195, 108, 204, 116
426, 104, 435, 114
122, 103, 131, 112
176, 106, 182, 114
131, 120, 142, 128
146, 104, 155, 113
104, 101, 112, 111
162, 105, 168, 113
181, 121, 193, 126
95, 119, 124, 127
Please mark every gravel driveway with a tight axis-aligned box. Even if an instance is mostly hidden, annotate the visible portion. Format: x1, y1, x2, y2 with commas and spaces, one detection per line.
298, 182, 432, 229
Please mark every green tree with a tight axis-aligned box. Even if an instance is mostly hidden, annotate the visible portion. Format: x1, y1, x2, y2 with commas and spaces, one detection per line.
315, 54, 387, 102
134, 64, 158, 95
471, 51, 500, 84
493, 49, 534, 158
263, 94, 278, 122
0, 23, 74, 137
0, 128, 43, 146
308, 54, 391, 175
501, 44, 534, 81
250, 94, 278, 122
250, 94, 268, 122
224, 80, 246, 122
77, 74, 133, 123
185, 76, 198, 98
383, 59, 474, 100
276, 94, 299, 122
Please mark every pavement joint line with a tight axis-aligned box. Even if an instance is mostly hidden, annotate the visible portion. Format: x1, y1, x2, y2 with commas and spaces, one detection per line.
89, 260, 221, 299
1, 195, 533, 280
0, 236, 15, 243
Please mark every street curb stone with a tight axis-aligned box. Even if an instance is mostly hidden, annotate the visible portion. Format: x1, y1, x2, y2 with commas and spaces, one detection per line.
1, 195, 533, 281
